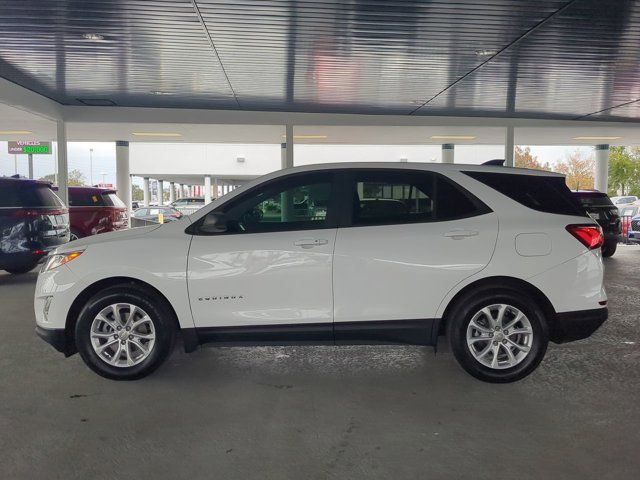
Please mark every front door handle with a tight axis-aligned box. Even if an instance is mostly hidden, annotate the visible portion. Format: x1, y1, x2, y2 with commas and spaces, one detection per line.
294, 238, 328, 248
443, 230, 479, 239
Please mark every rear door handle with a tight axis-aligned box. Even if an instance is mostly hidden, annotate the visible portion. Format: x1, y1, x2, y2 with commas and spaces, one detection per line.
443, 230, 479, 239
294, 238, 329, 248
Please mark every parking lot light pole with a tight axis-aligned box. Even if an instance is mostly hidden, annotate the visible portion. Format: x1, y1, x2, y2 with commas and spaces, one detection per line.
595, 144, 610, 193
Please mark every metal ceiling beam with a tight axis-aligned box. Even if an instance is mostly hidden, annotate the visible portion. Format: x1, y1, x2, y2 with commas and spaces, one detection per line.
190, 0, 240, 108
0, 76, 62, 121
61, 104, 640, 130
411, 0, 581, 115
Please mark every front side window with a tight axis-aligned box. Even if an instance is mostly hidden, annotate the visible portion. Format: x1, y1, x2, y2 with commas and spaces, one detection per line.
222, 174, 333, 233
351, 171, 486, 226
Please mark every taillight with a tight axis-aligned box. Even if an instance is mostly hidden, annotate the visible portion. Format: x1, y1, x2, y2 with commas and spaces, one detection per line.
566, 224, 604, 250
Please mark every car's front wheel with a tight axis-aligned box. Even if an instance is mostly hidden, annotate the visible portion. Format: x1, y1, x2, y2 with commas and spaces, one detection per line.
75, 284, 176, 380
447, 288, 549, 383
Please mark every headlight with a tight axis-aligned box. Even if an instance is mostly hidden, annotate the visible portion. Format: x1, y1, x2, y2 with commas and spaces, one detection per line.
42, 250, 84, 272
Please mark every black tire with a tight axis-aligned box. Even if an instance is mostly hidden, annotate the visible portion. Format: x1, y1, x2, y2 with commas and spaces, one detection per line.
447, 287, 549, 383
4, 262, 38, 274
75, 284, 177, 380
70, 229, 82, 241
602, 240, 617, 258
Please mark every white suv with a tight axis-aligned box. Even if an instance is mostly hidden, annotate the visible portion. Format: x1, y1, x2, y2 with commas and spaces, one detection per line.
35, 163, 608, 383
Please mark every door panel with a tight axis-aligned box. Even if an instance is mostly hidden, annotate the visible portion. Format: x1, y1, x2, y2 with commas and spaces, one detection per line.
333, 216, 498, 323
188, 229, 337, 327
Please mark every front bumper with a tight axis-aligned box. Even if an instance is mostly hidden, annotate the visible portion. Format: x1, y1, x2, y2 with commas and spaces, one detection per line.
35, 325, 74, 356
550, 307, 608, 343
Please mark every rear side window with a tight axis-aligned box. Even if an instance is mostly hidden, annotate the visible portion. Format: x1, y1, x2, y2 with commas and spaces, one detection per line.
102, 193, 126, 208
69, 191, 105, 206
464, 171, 586, 216
574, 193, 614, 208
351, 171, 489, 226
0, 183, 64, 208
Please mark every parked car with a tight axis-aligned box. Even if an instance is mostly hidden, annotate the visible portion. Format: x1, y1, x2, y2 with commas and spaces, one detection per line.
610, 195, 638, 206
67, 186, 128, 240
626, 214, 640, 245
572, 190, 620, 257
619, 204, 640, 241
35, 163, 607, 383
131, 206, 183, 223
171, 197, 205, 214
1, 177, 69, 274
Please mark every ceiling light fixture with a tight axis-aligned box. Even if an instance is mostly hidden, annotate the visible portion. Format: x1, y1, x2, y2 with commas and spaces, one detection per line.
430, 135, 477, 140
150, 91, 174, 96
82, 33, 104, 41
131, 132, 182, 137
475, 49, 497, 57
0, 130, 33, 135
572, 136, 622, 140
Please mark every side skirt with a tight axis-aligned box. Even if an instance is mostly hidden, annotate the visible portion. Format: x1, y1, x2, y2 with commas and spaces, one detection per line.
182, 319, 439, 350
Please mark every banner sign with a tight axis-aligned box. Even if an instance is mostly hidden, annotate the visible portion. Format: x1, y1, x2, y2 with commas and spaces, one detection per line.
8, 140, 52, 155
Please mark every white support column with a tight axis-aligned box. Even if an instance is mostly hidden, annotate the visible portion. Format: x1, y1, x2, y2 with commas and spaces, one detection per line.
143, 177, 150, 207
505, 126, 515, 167
56, 120, 68, 207
281, 124, 294, 169
158, 180, 164, 205
441, 144, 454, 164
595, 144, 610, 193
115, 141, 131, 221
204, 175, 212, 204
28, 154, 34, 179
212, 177, 219, 199
169, 182, 175, 203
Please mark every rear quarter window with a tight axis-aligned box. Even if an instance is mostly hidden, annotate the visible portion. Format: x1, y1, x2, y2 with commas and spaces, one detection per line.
0, 183, 64, 208
464, 171, 586, 217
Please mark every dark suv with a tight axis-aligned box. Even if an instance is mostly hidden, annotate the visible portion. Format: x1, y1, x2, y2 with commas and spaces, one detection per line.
573, 190, 620, 257
0, 177, 70, 274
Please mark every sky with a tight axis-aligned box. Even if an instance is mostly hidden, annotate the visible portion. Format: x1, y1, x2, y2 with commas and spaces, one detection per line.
0, 141, 594, 188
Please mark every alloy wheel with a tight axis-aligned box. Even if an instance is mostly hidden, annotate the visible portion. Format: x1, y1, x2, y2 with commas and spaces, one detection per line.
466, 304, 533, 370
90, 303, 156, 367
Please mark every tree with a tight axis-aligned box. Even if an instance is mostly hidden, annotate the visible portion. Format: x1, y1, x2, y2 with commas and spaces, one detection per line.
38, 169, 86, 186
608, 146, 640, 196
515, 146, 551, 171
556, 150, 595, 190
132, 184, 144, 201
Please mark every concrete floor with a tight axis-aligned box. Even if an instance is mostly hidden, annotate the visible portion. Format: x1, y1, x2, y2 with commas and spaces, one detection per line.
1, 247, 639, 480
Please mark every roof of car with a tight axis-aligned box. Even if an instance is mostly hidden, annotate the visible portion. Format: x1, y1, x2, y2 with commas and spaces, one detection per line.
68, 186, 117, 194
0, 176, 53, 187
267, 162, 565, 178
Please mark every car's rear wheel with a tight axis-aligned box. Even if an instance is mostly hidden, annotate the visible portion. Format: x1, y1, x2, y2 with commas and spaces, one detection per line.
75, 284, 176, 380
602, 240, 617, 257
447, 288, 549, 383
69, 230, 82, 241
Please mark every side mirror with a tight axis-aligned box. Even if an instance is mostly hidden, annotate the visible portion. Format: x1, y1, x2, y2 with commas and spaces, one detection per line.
199, 212, 228, 234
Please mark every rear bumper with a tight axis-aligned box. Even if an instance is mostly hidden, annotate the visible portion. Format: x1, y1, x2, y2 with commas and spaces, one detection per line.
550, 307, 608, 343
35, 325, 74, 356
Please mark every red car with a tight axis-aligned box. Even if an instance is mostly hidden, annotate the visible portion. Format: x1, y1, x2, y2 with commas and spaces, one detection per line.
67, 187, 128, 240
